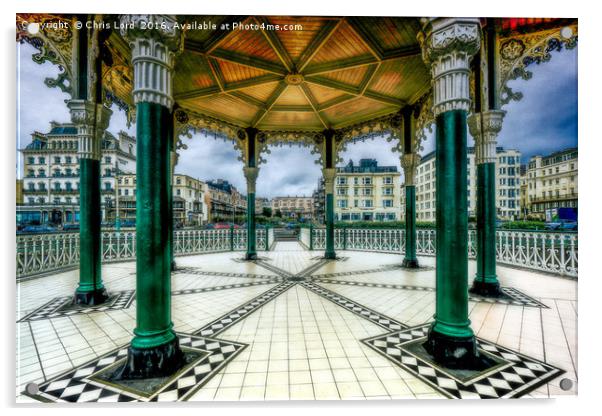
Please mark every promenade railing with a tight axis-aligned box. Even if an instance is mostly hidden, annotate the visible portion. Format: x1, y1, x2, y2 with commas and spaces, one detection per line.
308, 227, 577, 278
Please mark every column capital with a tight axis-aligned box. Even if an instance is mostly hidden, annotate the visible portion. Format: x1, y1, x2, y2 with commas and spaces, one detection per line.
469, 110, 506, 164
243, 167, 260, 193
67, 99, 112, 160
322, 168, 336, 193
119, 15, 182, 109
400, 153, 421, 186
418, 18, 481, 117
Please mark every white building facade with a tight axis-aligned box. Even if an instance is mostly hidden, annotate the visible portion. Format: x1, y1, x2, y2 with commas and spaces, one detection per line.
408, 147, 521, 221
19, 122, 136, 224
334, 159, 402, 222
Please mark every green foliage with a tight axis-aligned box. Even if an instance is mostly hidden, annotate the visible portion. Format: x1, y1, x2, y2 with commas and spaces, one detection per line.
274, 209, 282, 218
499, 221, 547, 230
333, 221, 436, 229
262, 207, 272, 217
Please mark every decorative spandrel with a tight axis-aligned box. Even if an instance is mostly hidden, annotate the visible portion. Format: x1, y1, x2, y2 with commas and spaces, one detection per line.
498, 23, 578, 105
16, 14, 73, 94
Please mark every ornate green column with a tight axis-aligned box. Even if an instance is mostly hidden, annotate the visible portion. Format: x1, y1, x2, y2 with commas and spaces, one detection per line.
323, 168, 336, 259
68, 18, 111, 305
419, 18, 483, 368
170, 131, 178, 271
243, 128, 259, 260
401, 153, 420, 268
322, 129, 336, 259
118, 15, 184, 379
244, 167, 259, 260
469, 111, 505, 296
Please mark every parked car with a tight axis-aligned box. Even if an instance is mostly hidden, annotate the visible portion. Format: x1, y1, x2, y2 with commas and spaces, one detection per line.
213, 223, 231, 229
120, 219, 136, 228
62, 223, 80, 231
18, 224, 57, 234
203, 223, 215, 230
545, 219, 577, 231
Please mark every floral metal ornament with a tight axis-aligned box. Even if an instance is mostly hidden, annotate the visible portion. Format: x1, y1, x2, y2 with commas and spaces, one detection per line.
16, 14, 73, 95
334, 111, 403, 163
498, 24, 578, 105
174, 108, 246, 164
256, 130, 325, 167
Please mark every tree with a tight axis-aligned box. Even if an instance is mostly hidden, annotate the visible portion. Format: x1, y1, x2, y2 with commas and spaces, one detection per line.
262, 207, 272, 217
275, 209, 282, 218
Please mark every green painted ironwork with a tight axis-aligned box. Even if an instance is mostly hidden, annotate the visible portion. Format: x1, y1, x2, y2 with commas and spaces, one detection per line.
246, 193, 257, 259
76, 158, 104, 295
325, 193, 336, 259
431, 110, 474, 340
131, 102, 176, 350
475, 162, 499, 286
403, 185, 417, 264
230, 225, 235, 251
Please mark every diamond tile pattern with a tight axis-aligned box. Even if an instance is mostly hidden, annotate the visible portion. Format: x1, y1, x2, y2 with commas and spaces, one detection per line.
26, 333, 247, 402
363, 324, 564, 399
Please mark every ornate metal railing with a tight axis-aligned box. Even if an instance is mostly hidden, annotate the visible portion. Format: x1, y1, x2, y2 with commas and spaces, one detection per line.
16, 228, 268, 278
308, 228, 577, 277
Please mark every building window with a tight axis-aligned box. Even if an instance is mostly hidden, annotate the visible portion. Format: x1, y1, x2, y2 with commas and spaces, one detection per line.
362, 177, 372, 185
124, 189, 129, 196
362, 199, 373, 208
104, 182, 111, 191
336, 177, 347, 185
382, 199, 393, 208
105, 156, 112, 164
383, 177, 392, 185
38, 157, 45, 164
54, 157, 61, 164
336, 199, 347, 208
362, 188, 372, 196
66, 156, 72, 164
66, 182, 72, 191
27, 157, 35, 165
27, 169, 34, 177
383, 187, 393, 195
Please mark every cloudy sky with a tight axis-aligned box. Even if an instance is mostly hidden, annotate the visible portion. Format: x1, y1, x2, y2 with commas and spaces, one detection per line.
17, 41, 577, 198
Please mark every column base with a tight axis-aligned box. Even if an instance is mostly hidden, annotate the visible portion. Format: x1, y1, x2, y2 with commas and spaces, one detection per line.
424, 326, 491, 370
401, 258, 420, 268
117, 336, 185, 380
470, 279, 502, 297
245, 252, 258, 261
171, 260, 177, 272
324, 251, 337, 260
73, 287, 109, 306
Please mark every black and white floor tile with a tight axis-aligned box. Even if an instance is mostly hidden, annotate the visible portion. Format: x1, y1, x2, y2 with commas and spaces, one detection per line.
363, 324, 564, 399
19, 290, 136, 322
25, 333, 247, 402
18, 248, 571, 402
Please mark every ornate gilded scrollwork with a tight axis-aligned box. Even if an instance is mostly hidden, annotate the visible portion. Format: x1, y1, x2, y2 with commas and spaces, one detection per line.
173, 108, 246, 163
413, 91, 434, 154
16, 14, 73, 95
498, 24, 578, 105
334, 112, 403, 163
256, 131, 325, 167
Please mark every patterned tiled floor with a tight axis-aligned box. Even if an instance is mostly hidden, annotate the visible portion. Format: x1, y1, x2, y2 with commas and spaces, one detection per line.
16, 242, 577, 401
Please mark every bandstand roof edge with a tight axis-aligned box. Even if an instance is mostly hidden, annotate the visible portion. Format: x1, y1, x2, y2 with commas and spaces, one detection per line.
16, 14, 577, 143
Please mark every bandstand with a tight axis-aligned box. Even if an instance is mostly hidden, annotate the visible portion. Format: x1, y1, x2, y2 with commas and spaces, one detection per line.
16, 14, 578, 400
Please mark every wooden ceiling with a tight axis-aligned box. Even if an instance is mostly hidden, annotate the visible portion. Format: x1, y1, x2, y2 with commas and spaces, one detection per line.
163, 16, 429, 131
